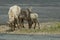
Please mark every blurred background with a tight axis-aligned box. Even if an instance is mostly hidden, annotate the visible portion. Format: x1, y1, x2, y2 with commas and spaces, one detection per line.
0, 0, 60, 24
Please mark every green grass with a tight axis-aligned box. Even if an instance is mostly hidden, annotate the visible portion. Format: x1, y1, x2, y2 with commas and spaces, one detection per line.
39, 22, 60, 33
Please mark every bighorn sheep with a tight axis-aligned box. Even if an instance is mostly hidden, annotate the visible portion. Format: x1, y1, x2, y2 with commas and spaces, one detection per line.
8, 5, 21, 31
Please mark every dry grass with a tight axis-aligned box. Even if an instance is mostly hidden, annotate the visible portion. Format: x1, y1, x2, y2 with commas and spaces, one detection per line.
0, 22, 60, 34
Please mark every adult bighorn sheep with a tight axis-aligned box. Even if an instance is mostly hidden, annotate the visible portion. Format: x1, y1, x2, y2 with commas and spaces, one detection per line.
8, 5, 21, 31
18, 7, 40, 29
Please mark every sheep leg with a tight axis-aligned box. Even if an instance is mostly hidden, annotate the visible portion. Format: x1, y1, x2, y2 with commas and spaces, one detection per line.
10, 21, 15, 31
34, 19, 40, 29
32, 19, 36, 29
16, 18, 21, 29
18, 17, 21, 29
28, 20, 33, 29
38, 22, 40, 29
34, 22, 36, 29
37, 19, 40, 29
21, 19, 25, 28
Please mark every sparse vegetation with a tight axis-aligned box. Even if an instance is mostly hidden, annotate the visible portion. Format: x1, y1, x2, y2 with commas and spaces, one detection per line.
0, 22, 60, 34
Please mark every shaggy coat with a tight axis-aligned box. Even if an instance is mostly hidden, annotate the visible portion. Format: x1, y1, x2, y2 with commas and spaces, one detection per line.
8, 5, 21, 31
30, 13, 40, 29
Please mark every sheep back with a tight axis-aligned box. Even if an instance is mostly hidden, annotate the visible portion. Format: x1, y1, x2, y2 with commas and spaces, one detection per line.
30, 13, 38, 19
